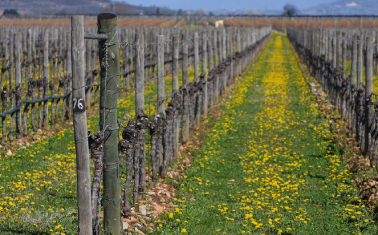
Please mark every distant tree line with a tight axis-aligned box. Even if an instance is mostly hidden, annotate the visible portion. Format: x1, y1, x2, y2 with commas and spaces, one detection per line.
2, 9, 19, 17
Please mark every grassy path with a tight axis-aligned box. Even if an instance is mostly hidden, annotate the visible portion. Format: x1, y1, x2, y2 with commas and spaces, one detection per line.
157, 33, 378, 235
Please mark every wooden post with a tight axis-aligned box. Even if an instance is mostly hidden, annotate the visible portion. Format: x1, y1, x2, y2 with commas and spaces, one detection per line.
324, 29, 329, 63
135, 32, 144, 115
236, 28, 241, 53
86, 40, 92, 109
156, 34, 165, 177
229, 31, 233, 83
157, 35, 165, 114
9, 29, 14, 142
14, 32, 22, 139
328, 30, 333, 64
349, 34, 357, 129
342, 32, 347, 79
194, 32, 199, 82
26, 29, 32, 79
66, 30, 72, 119
202, 31, 208, 117
43, 30, 49, 128
357, 35, 363, 88
333, 32, 337, 70
1, 87, 7, 145
336, 31, 341, 71
71, 15, 92, 235
341, 31, 347, 117
181, 33, 190, 143
222, 29, 226, 62
208, 32, 213, 71
172, 35, 179, 159
356, 34, 363, 144
213, 30, 217, 67
133, 31, 144, 204
0, 29, 8, 90
98, 13, 121, 235
218, 29, 222, 63
365, 36, 373, 159
208, 37, 215, 108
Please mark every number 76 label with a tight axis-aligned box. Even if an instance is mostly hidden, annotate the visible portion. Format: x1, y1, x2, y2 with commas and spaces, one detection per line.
73, 98, 86, 113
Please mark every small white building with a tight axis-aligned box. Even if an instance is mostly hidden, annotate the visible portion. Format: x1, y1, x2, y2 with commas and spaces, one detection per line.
215, 20, 224, 28
346, 2, 357, 7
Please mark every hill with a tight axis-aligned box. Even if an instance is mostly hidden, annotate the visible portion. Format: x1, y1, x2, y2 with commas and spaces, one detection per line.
302, 0, 378, 15
0, 0, 175, 16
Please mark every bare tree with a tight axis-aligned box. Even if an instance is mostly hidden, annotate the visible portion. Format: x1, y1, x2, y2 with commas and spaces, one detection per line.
283, 4, 298, 17
245, 8, 257, 15
196, 6, 207, 16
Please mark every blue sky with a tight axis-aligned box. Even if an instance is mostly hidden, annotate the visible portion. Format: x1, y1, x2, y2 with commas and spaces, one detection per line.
117, 0, 337, 11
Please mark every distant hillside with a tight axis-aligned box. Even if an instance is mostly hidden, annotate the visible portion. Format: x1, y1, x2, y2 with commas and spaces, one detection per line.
303, 0, 378, 15
0, 0, 175, 16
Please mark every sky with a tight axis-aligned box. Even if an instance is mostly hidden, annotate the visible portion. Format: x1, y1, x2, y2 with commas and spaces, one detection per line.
117, 0, 337, 11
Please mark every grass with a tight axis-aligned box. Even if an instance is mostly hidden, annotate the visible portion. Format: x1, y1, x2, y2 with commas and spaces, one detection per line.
155, 32, 378, 235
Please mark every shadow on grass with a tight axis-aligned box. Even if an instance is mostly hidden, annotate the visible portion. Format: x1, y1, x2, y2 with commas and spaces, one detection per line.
307, 172, 327, 180
0, 228, 49, 235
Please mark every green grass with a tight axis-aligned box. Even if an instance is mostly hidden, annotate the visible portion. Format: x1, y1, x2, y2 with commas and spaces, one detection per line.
155, 33, 378, 235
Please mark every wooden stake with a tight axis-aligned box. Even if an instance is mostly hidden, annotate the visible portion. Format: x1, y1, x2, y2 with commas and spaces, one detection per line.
181, 33, 189, 143
98, 13, 121, 235
194, 32, 199, 82
43, 30, 49, 128
172, 35, 179, 160
365, 36, 373, 160
202, 31, 208, 118
71, 15, 92, 235
157, 35, 165, 114
14, 32, 22, 139
350, 34, 357, 129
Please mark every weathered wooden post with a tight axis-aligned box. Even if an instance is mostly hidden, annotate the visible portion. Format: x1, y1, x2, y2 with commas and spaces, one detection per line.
86, 40, 92, 110
66, 30, 73, 119
218, 29, 222, 63
14, 32, 22, 139
0, 29, 8, 90
213, 30, 218, 67
222, 29, 226, 62
342, 32, 347, 79
135, 33, 144, 115
157, 35, 165, 114
349, 34, 357, 129
229, 31, 233, 83
208, 31, 213, 71
181, 33, 190, 144
236, 29, 241, 76
26, 29, 32, 80
98, 13, 121, 234
134, 31, 145, 204
341, 31, 347, 117
202, 31, 208, 118
43, 30, 49, 128
9, 30, 14, 142
1, 87, 7, 145
71, 15, 92, 235
333, 32, 337, 70
156, 34, 165, 177
194, 32, 199, 82
365, 36, 373, 159
356, 34, 363, 144
172, 35, 179, 159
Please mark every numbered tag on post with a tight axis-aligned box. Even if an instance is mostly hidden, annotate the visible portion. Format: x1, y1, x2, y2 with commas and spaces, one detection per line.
73, 97, 86, 113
